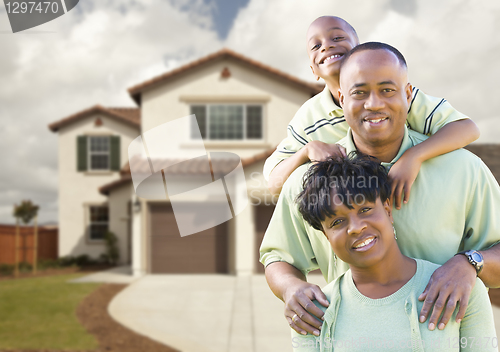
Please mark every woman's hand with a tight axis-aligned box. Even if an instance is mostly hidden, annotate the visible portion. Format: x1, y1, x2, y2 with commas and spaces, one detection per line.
306, 141, 346, 163
283, 280, 329, 336
388, 149, 422, 209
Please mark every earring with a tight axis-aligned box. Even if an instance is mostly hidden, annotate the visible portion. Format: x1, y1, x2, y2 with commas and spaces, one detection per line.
392, 225, 397, 240
333, 252, 337, 266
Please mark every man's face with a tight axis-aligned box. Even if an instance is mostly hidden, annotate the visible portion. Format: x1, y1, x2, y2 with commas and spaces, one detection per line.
339, 49, 412, 147
306, 17, 359, 81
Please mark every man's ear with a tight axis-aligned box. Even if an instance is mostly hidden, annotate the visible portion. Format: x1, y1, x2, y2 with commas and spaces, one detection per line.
405, 82, 413, 105
310, 66, 320, 81
338, 89, 345, 108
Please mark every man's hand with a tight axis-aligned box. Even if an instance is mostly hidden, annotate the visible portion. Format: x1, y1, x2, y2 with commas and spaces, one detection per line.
388, 149, 422, 209
283, 280, 329, 336
306, 141, 346, 163
418, 254, 476, 330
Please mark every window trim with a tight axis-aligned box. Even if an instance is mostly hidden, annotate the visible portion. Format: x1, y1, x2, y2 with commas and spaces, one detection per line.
190, 103, 264, 141
88, 135, 110, 171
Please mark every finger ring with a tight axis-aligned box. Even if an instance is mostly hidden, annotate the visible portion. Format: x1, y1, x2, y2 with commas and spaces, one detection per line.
292, 314, 299, 322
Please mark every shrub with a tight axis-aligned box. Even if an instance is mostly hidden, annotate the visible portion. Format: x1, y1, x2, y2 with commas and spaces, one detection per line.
0, 263, 14, 276
101, 231, 119, 265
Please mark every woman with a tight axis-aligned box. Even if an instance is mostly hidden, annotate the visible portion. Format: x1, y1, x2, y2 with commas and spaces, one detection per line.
292, 154, 497, 352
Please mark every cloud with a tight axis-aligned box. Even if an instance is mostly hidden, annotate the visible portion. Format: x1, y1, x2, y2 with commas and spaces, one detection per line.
225, 0, 500, 141
0, 0, 222, 224
1, 0, 499, 224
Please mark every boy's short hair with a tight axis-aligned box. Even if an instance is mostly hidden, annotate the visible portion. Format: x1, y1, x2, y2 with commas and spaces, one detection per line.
339, 41, 407, 71
296, 153, 391, 231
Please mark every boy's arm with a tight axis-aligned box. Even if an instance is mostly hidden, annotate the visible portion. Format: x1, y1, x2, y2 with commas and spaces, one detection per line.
389, 119, 480, 208
268, 142, 346, 196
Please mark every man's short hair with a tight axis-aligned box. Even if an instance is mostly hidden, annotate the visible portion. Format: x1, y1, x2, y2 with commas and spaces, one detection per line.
296, 153, 391, 231
339, 42, 407, 72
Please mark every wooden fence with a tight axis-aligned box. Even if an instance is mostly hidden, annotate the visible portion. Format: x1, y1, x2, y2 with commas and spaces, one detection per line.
0, 224, 58, 265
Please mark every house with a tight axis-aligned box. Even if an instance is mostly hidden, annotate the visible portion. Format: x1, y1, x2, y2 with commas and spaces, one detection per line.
49, 48, 323, 276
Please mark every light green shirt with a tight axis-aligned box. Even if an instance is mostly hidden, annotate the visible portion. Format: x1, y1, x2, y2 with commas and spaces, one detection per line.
263, 86, 468, 180
259, 127, 500, 283
291, 259, 498, 352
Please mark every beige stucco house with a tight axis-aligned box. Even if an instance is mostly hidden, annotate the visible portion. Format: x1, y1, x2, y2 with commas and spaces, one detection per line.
49, 48, 322, 276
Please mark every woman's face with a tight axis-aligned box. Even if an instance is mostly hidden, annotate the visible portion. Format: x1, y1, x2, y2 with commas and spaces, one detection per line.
321, 193, 395, 268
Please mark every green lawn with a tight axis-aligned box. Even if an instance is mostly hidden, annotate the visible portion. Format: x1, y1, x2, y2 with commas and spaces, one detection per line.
0, 274, 100, 350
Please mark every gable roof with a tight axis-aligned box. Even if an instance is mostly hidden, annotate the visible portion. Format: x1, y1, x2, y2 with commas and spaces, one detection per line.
128, 48, 324, 105
48, 105, 141, 132
99, 148, 275, 195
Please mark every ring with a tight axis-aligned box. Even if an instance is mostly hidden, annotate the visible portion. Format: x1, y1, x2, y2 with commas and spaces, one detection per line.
292, 314, 299, 322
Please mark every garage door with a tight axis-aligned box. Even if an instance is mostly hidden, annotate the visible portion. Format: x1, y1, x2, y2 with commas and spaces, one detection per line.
254, 204, 275, 273
149, 203, 229, 274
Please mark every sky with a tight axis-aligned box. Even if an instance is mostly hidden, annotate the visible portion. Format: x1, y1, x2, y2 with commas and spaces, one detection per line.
0, 0, 499, 225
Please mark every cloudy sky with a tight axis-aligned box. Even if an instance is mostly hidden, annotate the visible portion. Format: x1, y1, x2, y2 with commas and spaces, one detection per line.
0, 0, 499, 224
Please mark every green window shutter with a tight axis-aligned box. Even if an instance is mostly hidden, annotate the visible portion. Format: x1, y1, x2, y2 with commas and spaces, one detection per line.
110, 136, 120, 171
77, 136, 87, 171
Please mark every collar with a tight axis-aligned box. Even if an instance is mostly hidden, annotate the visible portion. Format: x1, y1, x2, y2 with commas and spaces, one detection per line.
343, 125, 413, 168
319, 85, 343, 116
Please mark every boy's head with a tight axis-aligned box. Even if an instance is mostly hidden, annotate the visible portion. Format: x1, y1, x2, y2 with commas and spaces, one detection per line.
296, 153, 391, 232
306, 16, 359, 82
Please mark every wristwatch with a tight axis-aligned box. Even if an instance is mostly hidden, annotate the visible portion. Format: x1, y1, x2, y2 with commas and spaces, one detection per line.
457, 250, 484, 275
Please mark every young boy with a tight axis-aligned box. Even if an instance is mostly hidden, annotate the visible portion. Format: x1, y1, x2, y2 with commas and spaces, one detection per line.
264, 16, 479, 209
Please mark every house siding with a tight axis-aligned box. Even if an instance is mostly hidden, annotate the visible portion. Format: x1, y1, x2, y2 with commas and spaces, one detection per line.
57, 114, 139, 260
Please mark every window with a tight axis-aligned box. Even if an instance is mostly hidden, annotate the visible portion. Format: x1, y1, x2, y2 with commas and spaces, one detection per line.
89, 206, 109, 240
191, 105, 263, 140
89, 136, 109, 170
76, 135, 120, 172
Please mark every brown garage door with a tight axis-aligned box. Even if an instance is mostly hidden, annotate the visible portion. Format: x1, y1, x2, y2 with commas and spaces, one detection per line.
149, 203, 229, 273
254, 204, 275, 273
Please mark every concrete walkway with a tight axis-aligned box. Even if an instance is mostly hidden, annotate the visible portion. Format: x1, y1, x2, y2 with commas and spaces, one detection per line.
68, 265, 139, 284
72, 269, 500, 352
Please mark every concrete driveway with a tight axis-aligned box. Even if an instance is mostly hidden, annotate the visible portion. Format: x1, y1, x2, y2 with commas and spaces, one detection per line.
107, 273, 328, 352
74, 268, 500, 352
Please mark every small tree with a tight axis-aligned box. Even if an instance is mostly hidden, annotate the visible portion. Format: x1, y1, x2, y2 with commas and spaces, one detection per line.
13, 200, 39, 276
103, 231, 119, 265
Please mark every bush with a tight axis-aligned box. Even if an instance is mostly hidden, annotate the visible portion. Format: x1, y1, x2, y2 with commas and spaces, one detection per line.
18, 261, 32, 272
101, 231, 119, 265
58, 255, 91, 267
0, 263, 14, 276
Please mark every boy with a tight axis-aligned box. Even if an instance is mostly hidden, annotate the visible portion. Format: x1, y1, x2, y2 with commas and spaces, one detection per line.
264, 16, 479, 209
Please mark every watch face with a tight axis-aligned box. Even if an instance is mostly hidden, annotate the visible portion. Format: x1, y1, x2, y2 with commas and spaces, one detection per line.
471, 252, 482, 262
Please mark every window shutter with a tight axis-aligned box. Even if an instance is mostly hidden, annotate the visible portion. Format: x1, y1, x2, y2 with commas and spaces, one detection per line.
77, 136, 87, 171
110, 136, 120, 171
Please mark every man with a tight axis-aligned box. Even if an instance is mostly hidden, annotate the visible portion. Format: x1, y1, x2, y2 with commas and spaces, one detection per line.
260, 42, 500, 337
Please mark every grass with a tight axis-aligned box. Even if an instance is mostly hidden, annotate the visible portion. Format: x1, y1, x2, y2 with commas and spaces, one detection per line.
0, 273, 101, 350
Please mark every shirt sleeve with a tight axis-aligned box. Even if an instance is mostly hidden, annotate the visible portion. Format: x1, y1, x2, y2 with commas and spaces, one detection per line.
263, 111, 312, 181
462, 157, 500, 252
406, 87, 469, 136
459, 278, 498, 351
259, 165, 320, 276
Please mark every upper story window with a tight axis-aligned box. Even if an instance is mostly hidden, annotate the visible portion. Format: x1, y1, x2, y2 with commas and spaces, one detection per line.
77, 135, 120, 172
89, 136, 110, 170
190, 104, 263, 140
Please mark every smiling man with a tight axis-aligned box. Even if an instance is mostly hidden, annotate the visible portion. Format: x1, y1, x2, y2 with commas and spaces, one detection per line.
260, 42, 500, 338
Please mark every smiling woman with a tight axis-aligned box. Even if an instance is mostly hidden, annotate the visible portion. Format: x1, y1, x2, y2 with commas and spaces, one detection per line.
292, 154, 498, 352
